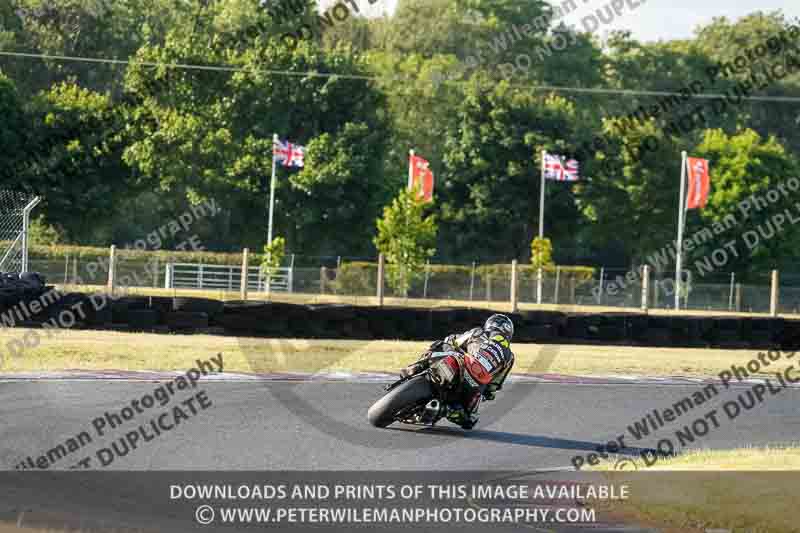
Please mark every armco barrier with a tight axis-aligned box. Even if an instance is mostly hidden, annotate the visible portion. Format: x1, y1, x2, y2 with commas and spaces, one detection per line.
0, 290, 798, 350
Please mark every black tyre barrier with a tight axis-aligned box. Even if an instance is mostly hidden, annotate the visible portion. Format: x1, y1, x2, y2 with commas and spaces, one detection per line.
164, 311, 209, 330
0, 291, 795, 348
172, 297, 224, 316
223, 300, 271, 314
149, 296, 174, 314
119, 296, 150, 310
110, 300, 129, 324
127, 309, 159, 330
85, 302, 113, 326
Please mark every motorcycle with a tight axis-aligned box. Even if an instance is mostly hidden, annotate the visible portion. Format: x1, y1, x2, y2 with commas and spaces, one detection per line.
367, 349, 489, 428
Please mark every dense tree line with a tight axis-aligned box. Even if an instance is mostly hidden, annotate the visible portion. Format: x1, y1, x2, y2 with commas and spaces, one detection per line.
0, 0, 799, 278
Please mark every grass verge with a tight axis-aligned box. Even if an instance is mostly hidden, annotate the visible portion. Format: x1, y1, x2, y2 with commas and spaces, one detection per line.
0, 328, 786, 377
593, 447, 800, 532
58, 283, 788, 317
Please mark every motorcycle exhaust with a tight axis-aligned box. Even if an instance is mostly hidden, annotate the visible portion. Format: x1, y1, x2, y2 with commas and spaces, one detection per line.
421, 399, 442, 423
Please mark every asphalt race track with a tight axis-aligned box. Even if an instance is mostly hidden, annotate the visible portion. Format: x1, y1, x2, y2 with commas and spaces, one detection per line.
1, 379, 797, 471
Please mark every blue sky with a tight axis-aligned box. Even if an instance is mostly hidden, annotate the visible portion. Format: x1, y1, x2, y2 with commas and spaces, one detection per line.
578, 0, 798, 42
333, 0, 797, 42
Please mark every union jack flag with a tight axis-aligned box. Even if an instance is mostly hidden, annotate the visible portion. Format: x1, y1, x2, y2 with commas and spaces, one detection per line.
273, 139, 305, 168
543, 153, 579, 181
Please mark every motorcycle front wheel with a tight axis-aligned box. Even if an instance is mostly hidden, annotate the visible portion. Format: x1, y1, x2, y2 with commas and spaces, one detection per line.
367, 374, 435, 428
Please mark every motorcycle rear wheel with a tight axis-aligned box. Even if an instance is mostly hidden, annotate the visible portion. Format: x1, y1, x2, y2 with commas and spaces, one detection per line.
367, 375, 434, 428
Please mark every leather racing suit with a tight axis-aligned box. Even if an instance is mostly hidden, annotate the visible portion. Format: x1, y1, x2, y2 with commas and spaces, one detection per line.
407, 327, 515, 429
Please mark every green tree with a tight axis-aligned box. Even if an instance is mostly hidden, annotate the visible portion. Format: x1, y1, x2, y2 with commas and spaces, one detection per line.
28, 214, 64, 245
574, 117, 684, 266
261, 235, 286, 289
439, 82, 581, 261
688, 128, 800, 277
0, 71, 26, 184
530, 236, 553, 269
374, 187, 437, 296
122, 19, 389, 253
693, 12, 800, 154
370, 0, 488, 58
14, 82, 145, 244
261, 236, 287, 271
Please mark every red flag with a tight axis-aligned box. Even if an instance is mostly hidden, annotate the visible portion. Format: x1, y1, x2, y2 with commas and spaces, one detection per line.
408, 154, 434, 202
686, 157, 710, 209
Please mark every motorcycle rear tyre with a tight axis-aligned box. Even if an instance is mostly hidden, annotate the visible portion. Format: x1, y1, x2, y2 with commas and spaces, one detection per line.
368, 375, 434, 428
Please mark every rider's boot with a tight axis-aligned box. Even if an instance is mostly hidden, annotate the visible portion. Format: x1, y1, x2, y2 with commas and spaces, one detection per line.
447, 390, 481, 429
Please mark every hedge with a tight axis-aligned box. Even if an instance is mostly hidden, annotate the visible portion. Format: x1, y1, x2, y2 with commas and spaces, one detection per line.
25, 243, 254, 266
334, 261, 596, 294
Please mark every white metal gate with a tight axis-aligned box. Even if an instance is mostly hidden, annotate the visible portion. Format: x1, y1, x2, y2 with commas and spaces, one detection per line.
164, 263, 293, 292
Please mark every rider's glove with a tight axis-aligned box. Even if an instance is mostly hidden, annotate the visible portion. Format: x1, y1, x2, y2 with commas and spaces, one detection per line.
429, 339, 446, 352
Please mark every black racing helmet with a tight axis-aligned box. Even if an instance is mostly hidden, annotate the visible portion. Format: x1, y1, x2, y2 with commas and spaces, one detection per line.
484, 314, 514, 341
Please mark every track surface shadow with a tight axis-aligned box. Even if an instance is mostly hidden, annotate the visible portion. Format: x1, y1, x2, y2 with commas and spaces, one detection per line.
387, 425, 647, 455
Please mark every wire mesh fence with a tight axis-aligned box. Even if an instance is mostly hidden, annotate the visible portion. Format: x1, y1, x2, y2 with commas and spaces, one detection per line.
0, 191, 40, 273
22, 251, 799, 315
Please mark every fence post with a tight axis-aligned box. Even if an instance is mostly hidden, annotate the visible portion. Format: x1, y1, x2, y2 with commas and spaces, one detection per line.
469, 261, 476, 301
486, 274, 492, 302
770, 269, 779, 317
64, 254, 70, 285
728, 273, 735, 311
569, 275, 576, 304
553, 266, 560, 304
320, 267, 327, 295
289, 254, 296, 293
107, 245, 116, 295
240, 248, 249, 300
72, 257, 78, 285
536, 267, 543, 304
735, 283, 742, 311
153, 257, 159, 288
376, 253, 385, 307
597, 267, 605, 304
265, 263, 272, 297
653, 280, 660, 308
641, 265, 650, 312
198, 263, 204, 289
510, 260, 519, 313
423, 260, 430, 299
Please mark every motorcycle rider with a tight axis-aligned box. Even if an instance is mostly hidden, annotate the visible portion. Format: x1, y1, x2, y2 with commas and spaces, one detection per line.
400, 314, 515, 429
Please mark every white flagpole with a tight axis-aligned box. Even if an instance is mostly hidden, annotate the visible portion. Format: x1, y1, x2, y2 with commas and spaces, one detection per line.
408, 149, 415, 190
674, 150, 688, 310
268, 133, 279, 249
537, 150, 546, 304
265, 133, 280, 296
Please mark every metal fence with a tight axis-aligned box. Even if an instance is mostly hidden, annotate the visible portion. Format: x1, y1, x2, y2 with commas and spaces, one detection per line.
164, 263, 292, 292
0, 192, 40, 273
25, 250, 800, 315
